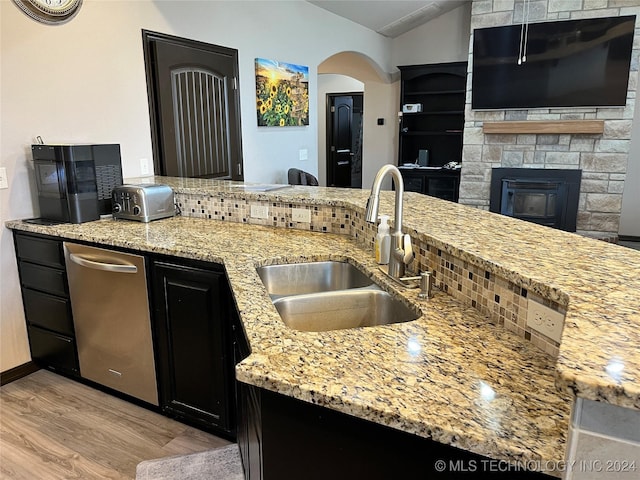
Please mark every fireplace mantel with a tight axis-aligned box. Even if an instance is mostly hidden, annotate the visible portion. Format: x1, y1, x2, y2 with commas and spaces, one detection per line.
482, 120, 605, 135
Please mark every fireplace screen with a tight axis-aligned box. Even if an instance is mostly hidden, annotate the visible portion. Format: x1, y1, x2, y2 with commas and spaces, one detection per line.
489, 168, 581, 232
501, 180, 562, 225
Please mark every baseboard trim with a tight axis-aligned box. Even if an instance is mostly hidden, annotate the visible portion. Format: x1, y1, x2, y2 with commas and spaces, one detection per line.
618, 235, 640, 242
0, 361, 40, 386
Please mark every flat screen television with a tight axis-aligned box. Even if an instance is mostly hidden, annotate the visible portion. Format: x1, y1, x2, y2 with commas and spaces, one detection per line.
472, 15, 636, 110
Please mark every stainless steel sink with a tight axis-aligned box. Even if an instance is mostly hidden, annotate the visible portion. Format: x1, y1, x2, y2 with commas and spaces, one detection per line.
257, 261, 419, 332
272, 289, 419, 332
257, 261, 374, 298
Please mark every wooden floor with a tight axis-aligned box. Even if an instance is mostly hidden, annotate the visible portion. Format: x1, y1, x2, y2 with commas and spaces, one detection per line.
0, 370, 231, 479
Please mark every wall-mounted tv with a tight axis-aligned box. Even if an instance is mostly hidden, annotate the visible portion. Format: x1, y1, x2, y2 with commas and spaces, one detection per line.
472, 15, 636, 110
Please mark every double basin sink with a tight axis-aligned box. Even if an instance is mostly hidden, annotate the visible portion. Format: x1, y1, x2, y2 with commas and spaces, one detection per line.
256, 261, 419, 332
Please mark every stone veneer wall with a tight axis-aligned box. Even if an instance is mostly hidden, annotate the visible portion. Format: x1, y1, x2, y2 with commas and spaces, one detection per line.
176, 192, 565, 357
460, 0, 640, 236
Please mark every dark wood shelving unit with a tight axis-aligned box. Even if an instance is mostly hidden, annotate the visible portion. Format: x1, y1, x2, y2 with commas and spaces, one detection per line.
398, 62, 467, 202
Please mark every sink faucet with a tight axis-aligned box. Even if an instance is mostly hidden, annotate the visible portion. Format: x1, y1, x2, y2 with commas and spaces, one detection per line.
365, 164, 414, 279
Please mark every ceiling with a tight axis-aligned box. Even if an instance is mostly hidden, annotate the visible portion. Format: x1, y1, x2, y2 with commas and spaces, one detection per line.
307, 0, 470, 38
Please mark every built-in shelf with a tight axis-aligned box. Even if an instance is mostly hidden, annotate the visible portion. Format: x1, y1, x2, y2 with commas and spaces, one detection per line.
401, 131, 463, 136
482, 120, 605, 134
405, 89, 466, 96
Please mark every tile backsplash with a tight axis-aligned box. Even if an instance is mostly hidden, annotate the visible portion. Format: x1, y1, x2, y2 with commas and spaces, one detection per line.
177, 191, 565, 357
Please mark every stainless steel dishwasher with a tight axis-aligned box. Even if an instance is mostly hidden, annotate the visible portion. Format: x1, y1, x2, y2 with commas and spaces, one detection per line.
64, 243, 159, 406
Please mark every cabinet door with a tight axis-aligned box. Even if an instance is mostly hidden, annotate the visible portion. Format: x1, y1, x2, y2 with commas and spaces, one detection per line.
23, 288, 74, 335
18, 261, 68, 296
15, 233, 65, 268
426, 176, 459, 202
152, 261, 231, 434
27, 325, 79, 375
400, 172, 425, 194
233, 307, 261, 479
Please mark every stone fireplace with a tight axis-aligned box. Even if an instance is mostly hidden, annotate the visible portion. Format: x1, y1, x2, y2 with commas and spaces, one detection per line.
459, 0, 639, 237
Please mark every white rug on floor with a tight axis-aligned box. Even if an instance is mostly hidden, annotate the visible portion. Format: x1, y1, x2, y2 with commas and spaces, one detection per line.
136, 444, 244, 480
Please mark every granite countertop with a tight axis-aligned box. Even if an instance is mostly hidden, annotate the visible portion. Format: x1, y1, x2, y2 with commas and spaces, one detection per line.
6, 177, 640, 475
156, 176, 640, 411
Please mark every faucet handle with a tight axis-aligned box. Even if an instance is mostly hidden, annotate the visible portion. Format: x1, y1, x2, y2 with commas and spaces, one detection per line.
402, 234, 414, 264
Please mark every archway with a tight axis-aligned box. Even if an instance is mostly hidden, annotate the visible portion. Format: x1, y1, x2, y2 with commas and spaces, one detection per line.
317, 52, 399, 189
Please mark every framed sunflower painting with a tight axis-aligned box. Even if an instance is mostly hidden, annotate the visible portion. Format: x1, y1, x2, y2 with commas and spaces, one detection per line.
255, 58, 309, 127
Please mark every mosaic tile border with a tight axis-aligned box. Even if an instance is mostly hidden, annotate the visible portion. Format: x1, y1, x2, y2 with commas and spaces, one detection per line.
176, 193, 353, 235
177, 192, 565, 357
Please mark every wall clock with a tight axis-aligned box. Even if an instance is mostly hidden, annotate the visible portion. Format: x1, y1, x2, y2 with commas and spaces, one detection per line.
12, 0, 82, 25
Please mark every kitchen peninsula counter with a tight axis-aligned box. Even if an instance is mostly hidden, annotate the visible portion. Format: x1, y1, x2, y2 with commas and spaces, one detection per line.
6, 177, 640, 475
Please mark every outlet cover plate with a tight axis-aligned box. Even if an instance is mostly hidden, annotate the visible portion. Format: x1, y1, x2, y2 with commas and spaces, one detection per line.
250, 205, 269, 219
526, 299, 564, 343
140, 158, 150, 176
291, 207, 311, 223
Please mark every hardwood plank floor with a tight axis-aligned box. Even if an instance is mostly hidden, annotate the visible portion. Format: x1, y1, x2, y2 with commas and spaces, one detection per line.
0, 370, 231, 479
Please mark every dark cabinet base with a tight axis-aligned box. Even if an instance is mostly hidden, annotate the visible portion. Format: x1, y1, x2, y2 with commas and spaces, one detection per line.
240, 387, 554, 480
400, 168, 460, 202
27, 325, 79, 375
151, 259, 234, 438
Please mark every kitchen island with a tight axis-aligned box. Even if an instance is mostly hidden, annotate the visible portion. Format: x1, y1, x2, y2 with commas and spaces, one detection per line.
7, 176, 640, 477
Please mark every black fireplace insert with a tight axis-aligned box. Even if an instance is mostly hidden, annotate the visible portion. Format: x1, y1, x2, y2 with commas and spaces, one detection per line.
489, 168, 581, 232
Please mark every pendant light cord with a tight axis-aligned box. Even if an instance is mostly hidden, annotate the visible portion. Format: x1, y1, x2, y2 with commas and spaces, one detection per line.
518, 0, 531, 65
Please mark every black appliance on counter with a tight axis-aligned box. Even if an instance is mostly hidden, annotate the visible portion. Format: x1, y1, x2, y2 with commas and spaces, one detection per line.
30, 144, 123, 224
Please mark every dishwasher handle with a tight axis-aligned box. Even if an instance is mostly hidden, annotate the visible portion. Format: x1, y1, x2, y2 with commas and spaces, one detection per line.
68, 252, 138, 274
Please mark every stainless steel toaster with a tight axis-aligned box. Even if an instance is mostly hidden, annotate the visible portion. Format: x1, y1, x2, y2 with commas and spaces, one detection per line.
112, 184, 175, 222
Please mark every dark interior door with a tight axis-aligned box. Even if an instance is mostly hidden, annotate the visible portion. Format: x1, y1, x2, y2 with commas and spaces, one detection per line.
327, 94, 363, 188
143, 30, 244, 180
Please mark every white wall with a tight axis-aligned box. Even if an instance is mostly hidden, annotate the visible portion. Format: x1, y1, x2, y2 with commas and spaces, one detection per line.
620, 94, 640, 237
361, 80, 401, 188
0, 0, 392, 371
391, 2, 472, 67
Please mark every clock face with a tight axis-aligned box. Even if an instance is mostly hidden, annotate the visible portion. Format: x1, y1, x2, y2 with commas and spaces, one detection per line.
12, 0, 82, 24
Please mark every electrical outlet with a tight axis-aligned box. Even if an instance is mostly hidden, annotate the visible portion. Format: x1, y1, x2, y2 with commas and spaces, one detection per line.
291, 207, 311, 223
140, 158, 150, 176
0, 167, 8, 189
250, 204, 269, 219
526, 299, 565, 343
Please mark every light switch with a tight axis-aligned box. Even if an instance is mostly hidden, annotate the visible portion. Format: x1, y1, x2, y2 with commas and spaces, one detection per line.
299, 149, 308, 162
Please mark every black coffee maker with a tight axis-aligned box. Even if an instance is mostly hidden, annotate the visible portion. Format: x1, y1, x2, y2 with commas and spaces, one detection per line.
31, 144, 123, 224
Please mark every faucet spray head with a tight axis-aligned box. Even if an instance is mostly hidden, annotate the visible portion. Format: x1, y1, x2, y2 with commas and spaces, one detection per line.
365, 193, 380, 223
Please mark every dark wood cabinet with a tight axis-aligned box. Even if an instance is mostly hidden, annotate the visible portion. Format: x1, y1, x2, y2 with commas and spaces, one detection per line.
398, 62, 467, 167
398, 62, 466, 202
13, 232, 79, 376
237, 387, 554, 480
400, 167, 461, 202
151, 259, 234, 437
12, 230, 239, 438
233, 308, 260, 480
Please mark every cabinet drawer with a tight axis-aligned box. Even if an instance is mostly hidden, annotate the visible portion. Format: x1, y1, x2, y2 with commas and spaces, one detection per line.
27, 325, 78, 375
23, 288, 74, 335
19, 261, 67, 296
15, 234, 64, 268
